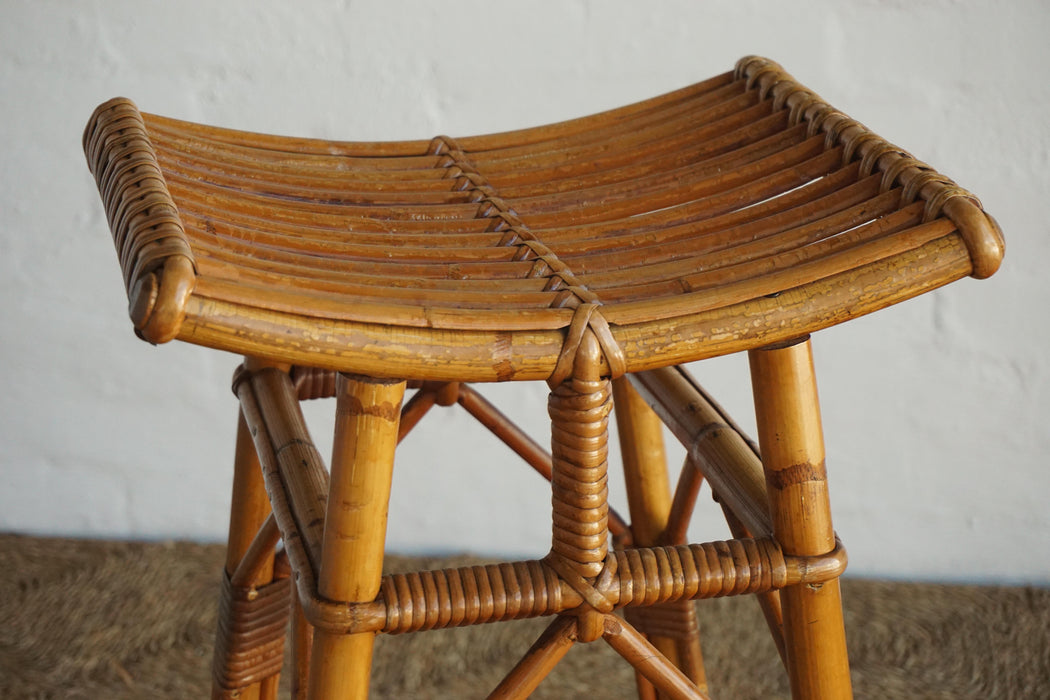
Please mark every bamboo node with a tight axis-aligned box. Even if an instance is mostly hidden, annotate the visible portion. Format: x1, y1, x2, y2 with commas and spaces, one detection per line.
765, 460, 827, 490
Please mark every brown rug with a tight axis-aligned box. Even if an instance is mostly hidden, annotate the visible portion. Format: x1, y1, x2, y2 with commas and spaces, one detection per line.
2, 534, 1047, 698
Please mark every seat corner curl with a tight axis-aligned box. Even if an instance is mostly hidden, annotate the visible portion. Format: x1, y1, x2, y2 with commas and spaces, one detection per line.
84, 96, 197, 344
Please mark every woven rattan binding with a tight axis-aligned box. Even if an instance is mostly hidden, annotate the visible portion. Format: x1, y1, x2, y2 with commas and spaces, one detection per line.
734, 56, 1002, 278
625, 600, 702, 641
211, 570, 292, 692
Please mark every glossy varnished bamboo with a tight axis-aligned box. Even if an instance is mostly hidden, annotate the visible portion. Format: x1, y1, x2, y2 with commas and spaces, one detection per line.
613, 378, 707, 694
488, 616, 578, 700
213, 371, 280, 700
602, 616, 709, 700
748, 338, 852, 699
308, 374, 405, 700
627, 365, 790, 664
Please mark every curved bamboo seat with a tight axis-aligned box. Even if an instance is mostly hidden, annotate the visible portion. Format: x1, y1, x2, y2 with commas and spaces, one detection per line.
85, 56, 1003, 700
85, 55, 1001, 385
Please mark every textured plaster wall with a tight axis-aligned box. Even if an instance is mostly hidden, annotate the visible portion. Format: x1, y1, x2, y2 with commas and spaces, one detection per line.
2, 0, 1048, 583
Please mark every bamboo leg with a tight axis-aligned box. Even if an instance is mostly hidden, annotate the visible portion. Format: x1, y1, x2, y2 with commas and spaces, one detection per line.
225, 408, 276, 583
487, 616, 578, 700
307, 373, 405, 700
603, 616, 710, 700
212, 404, 278, 700
613, 377, 672, 547
613, 378, 707, 694
748, 338, 852, 699
290, 593, 312, 700
664, 457, 703, 548
634, 675, 659, 700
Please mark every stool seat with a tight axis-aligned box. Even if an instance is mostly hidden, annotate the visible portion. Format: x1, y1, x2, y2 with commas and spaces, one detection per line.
85, 56, 1002, 384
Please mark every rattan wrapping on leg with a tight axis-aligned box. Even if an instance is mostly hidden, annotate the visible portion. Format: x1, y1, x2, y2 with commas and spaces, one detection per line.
548, 370, 613, 579
545, 330, 617, 634
211, 571, 291, 692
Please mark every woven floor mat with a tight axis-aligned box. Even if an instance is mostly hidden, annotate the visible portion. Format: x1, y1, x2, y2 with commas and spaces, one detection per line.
2, 534, 1047, 699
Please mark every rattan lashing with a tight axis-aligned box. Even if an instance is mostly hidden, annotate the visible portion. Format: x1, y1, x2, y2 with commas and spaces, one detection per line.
212, 570, 292, 691
85, 56, 1002, 699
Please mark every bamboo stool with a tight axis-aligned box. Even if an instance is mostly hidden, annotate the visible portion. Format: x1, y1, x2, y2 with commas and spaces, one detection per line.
84, 56, 1003, 699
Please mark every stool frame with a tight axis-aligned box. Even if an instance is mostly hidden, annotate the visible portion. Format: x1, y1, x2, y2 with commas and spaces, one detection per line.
83, 56, 1003, 699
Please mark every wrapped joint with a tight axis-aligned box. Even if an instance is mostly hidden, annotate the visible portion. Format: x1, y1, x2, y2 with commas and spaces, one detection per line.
291, 365, 339, 401
211, 572, 291, 692
735, 55, 1003, 279
548, 307, 626, 387
292, 536, 845, 636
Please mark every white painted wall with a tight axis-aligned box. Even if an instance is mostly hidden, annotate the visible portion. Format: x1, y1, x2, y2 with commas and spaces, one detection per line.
2, 0, 1047, 583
